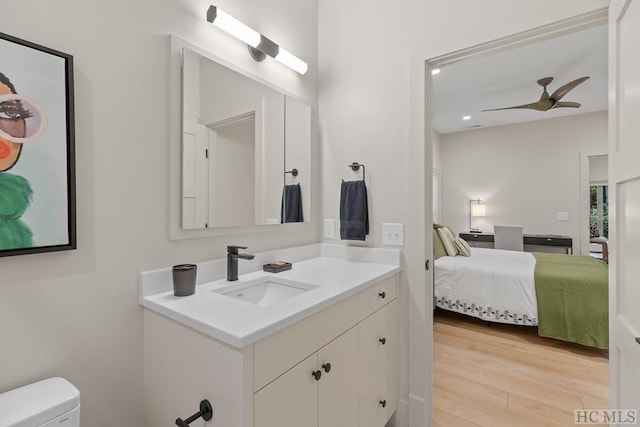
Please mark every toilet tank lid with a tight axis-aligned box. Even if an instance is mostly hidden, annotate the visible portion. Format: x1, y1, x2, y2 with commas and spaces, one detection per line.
0, 377, 80, 426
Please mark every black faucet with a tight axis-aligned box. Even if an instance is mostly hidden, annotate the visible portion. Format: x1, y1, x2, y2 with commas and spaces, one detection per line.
227, 245, 255, 281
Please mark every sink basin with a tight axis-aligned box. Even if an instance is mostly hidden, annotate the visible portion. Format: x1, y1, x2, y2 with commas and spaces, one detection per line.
212, 277, 318, 307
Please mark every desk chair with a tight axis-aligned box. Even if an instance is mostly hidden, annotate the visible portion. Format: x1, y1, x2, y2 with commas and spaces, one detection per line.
494, 225, 524, 251
590, 236, 609, 264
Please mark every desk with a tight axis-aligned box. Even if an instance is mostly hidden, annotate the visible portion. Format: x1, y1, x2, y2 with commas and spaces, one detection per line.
459, 232, 573, 254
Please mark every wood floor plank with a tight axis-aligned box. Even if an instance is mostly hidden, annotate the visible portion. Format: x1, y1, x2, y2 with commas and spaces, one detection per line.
434, 370, 509, 410
433, 310, 608, 426
507, 393, 578, 426
433, 408, 481, 427
435, 389, 541, 427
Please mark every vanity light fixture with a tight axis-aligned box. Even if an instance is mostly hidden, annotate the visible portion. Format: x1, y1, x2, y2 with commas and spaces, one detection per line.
206, 5, 308, 75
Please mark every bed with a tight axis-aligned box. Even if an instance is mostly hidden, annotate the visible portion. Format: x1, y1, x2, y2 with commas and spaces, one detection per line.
434, 245, 609, 349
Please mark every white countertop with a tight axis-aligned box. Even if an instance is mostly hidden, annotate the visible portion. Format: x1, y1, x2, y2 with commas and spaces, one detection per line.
139, 244, 400, 348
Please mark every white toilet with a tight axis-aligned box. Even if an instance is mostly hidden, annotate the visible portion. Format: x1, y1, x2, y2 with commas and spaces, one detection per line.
0, 377, 80, 427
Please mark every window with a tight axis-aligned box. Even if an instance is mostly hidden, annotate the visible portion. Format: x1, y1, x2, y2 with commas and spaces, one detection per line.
590, 184, 608, 238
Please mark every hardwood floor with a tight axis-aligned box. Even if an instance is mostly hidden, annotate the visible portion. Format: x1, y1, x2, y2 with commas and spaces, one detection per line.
433, 309, 608, 427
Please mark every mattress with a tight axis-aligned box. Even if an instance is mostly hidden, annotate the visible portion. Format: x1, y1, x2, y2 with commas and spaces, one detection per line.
434, 247, 538, 325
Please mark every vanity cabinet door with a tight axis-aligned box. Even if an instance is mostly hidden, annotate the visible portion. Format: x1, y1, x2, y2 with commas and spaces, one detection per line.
318, 327, 358, 427
358, 299, 398, 388
358, 363, 399, 427
358, 275, 398, 321
254, 353, 318, 427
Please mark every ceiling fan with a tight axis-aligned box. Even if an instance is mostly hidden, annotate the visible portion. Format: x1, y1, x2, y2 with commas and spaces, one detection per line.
482, 76, 590, 112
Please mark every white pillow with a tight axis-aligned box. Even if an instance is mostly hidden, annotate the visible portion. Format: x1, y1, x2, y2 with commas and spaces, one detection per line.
437, 227, 458, 256
454, 237, 471, 257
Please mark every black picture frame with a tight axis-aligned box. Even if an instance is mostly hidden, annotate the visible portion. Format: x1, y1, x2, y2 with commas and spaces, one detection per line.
0, 32, 76, 257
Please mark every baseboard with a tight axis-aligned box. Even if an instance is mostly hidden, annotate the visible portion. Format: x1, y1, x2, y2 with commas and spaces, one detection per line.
408, 393, 428, 427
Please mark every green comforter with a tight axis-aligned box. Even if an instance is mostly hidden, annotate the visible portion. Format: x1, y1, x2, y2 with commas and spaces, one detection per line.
533, 252, 608, 349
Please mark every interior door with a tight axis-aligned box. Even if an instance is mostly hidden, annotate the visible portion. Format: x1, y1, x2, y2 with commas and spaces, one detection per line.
608, 0, 640, 415
182, 121, 208, 229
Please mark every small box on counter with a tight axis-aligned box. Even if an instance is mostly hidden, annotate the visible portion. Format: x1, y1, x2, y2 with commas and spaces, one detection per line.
263, 261, 292, 273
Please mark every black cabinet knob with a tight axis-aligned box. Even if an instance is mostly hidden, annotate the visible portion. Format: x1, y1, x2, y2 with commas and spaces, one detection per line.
379, 399, 387, 408
312, 370, 322, 381
379, 291, 386, 299
379, 337, 386, 345
322, 363, 332, 373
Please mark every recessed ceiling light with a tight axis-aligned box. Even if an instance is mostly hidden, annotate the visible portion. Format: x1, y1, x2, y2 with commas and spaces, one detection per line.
462, 115, 471, 120
431, 68, 441, 75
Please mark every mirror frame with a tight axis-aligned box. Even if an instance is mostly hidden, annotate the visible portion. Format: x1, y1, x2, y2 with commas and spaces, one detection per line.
169, 35, 312, 240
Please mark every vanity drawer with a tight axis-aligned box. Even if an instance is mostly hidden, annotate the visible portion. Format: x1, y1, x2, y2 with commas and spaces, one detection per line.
358, 300, 398, 388
358, 275, 397, 321
358, 363, 399, 427
253, 294, 358, 392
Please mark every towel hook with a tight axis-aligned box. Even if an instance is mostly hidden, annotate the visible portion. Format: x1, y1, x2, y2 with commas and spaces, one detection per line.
349, 162, 365, 181
285, 168, 299, 177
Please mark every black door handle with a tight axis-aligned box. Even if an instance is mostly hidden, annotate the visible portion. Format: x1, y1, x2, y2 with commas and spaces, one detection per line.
312, 370, 322, 381
379, 291, 386, 299
322, 363, 332, 373
636, 337, 640, 345
379, 337, 386, 345
379, 399, 387, 408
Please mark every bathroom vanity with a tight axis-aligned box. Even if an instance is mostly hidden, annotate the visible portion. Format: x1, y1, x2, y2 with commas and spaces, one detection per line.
140, 244, 400, 427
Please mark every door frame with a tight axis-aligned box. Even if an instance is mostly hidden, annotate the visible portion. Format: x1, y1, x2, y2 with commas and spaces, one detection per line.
408, 7, 609, 425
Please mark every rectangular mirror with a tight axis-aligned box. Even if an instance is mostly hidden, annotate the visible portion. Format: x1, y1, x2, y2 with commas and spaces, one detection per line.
181, 47, 311, 229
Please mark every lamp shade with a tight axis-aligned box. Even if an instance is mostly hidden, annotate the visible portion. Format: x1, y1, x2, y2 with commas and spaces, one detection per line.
471, 203, 486, 217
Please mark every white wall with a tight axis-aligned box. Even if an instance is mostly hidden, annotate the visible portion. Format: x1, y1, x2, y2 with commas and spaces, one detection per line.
213, 121, 255, 226
318, 1, 609, 426
0, 1, 318, 425
440, 111, 607, 252
590, 154, 608, 183
0, 0, 611, 425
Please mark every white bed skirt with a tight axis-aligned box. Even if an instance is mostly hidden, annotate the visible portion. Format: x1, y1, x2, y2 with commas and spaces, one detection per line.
434, 247, 538, 326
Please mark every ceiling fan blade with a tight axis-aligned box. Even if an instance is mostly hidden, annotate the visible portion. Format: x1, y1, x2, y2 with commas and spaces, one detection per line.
550, 76, 590, 102
551, 101, 581, 109
482, 99, 554, 112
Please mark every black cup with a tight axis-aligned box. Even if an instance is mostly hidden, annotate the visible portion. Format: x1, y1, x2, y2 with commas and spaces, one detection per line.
172, 264, 197, 296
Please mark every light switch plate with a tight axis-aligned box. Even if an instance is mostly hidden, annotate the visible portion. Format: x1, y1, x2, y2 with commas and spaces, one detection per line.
557, 212, 569, 221
324, 219, 335, 239
382, 223, 404, 246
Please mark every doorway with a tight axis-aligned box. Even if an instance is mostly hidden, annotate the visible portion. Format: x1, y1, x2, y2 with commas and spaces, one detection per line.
419, 8, 610, 426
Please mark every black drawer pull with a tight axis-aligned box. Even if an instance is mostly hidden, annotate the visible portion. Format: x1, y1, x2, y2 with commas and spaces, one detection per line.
379, 291, 386, 299
312, 370, 322, 381
175, 399, 213, 426
322, 363, 332, 373
636, 337, 640, 345
379, 399, 387, 408
379, 337, 386, 345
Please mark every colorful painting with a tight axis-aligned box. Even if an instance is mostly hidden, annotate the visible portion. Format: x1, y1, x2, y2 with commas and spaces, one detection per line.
0, 32, 75, 257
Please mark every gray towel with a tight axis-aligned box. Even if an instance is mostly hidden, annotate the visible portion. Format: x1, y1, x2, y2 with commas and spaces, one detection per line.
340, 180, 369, 240
281, 184, 303, 223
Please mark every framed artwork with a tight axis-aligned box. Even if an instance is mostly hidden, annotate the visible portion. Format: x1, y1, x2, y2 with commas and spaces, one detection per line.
0, 32, 76, 257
